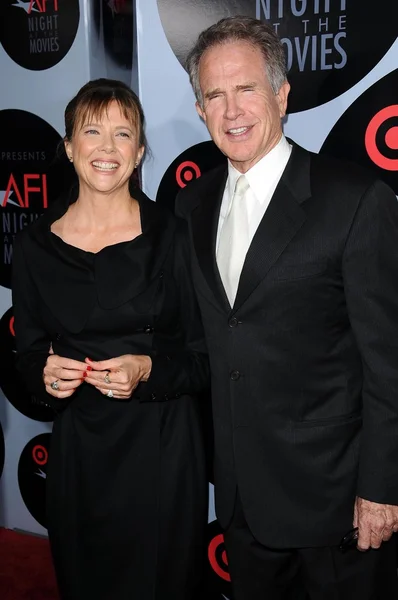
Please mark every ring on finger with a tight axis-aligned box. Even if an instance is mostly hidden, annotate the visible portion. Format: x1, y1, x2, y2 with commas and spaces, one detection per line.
104, 371, 111, 385
106, 389, 114, 398
50, 380, 60, 391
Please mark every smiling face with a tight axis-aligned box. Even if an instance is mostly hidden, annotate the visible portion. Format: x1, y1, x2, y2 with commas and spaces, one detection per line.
64, 100, 144, 196
196, 41, 290, 173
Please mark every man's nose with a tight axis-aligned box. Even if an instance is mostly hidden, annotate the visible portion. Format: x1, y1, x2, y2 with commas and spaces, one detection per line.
224, 94, 243, 120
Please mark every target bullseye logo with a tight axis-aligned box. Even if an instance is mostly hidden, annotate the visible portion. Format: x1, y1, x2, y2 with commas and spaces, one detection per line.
176, 161, 201, 188
365, 106, 398, 171
18, 433, 51, 527
32, 444, 48, 466
320, 70, 398, 195
205, 520, 232, 597
157, 141, 225, 211
208, 532, 231, 582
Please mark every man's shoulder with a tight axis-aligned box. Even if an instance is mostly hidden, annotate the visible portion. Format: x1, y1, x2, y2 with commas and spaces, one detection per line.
285, 143, 395, 218
308, 148, 377, 193
175, 163, 227, 219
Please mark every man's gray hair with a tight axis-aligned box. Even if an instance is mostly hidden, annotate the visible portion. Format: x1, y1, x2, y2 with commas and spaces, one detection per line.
186, 16, 287, 107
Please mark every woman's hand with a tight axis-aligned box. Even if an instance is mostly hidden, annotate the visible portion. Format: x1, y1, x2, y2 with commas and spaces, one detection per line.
43, 354, 87, 399
84, 354, 152, 400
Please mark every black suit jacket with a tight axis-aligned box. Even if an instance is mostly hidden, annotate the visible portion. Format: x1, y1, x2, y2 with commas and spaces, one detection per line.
176, 143, 398, 548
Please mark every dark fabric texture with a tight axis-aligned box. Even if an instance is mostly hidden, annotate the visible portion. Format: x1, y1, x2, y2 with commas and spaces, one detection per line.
224, 493, 398, 600
176, 142, 398, 549
12, 188, 210, 600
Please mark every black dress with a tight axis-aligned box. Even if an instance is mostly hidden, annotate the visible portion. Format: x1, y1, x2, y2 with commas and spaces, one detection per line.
12, 188, 209, 600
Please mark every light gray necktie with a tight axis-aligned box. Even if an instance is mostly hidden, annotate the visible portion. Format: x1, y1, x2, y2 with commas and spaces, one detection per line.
217, 175, 250, 305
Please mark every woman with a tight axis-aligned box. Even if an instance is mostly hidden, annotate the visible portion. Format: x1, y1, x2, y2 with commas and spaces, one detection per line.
12, 79, 209, 600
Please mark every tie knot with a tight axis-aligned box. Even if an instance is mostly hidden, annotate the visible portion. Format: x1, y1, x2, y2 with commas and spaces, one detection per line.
234, 175, 249, 198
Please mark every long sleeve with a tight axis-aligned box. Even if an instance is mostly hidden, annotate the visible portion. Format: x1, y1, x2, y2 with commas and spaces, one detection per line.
342, 179, 398, 504
138, 220, 210, 401
12, 234, 60, 412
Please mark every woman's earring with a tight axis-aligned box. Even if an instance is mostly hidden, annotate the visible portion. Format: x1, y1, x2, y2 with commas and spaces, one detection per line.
68, 156, 73, 162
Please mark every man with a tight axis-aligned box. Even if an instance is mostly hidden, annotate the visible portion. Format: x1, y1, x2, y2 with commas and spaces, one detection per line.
176, 15, 398, 600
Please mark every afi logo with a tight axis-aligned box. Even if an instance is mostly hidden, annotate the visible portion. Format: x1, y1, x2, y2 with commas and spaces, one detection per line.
2, 173, 48, 208
28, 0, 58, 13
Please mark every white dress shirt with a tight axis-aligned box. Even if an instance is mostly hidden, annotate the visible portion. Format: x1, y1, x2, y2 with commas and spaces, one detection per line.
216, 135, 292, 252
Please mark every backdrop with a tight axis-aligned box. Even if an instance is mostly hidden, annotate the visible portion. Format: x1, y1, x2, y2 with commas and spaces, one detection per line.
0, 1, 397, 598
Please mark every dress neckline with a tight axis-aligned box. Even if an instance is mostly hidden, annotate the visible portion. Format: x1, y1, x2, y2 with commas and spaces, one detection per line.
49, 229, 144, 257
48, 191, 144, 256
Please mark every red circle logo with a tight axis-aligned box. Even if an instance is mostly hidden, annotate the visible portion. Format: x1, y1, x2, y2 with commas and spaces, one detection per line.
365, 105, 398, 171
9, 316, 15, 337
32, 444, 48, 466
18, 433, 51, 527
176, 161, 201, 188
208, 533, 231, 582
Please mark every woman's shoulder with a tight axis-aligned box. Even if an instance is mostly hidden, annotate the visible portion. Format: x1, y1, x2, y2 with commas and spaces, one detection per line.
15, 189, 75, 246
14, 211, 47, 250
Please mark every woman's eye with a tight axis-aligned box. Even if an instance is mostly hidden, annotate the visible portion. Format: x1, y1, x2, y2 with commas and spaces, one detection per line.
117, 132, 130, 138
85, 129, 99, 135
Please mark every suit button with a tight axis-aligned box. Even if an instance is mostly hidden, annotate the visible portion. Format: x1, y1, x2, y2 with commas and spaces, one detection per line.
230, 370, 240, 381
151, 393, 157, 400
55, 333, 62, 340
228, 317, 238, 328
144, 325, 154, 334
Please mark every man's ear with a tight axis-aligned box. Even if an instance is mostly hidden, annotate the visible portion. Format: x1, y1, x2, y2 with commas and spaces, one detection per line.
276, 81, 290, 118
196, 101, 206, 123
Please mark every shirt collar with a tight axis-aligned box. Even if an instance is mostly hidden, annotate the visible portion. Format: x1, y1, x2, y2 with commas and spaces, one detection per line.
226, 134, 292, 205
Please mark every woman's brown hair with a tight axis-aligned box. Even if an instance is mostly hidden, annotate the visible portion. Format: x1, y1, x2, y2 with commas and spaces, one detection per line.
64, 78, 147, 149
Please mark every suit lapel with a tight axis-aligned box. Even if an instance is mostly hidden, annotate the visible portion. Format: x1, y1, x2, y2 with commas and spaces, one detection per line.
191, 166, 230, 311
233, 144, 311, 311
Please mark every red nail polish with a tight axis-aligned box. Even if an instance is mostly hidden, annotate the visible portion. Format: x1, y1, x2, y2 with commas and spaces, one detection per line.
86, 357, 92, 362
83, 371, 87, 378
81, 378, 84, 383
86, 366, 92, 371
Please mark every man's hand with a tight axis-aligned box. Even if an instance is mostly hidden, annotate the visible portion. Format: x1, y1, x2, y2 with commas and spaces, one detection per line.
354, 497, 398, 550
